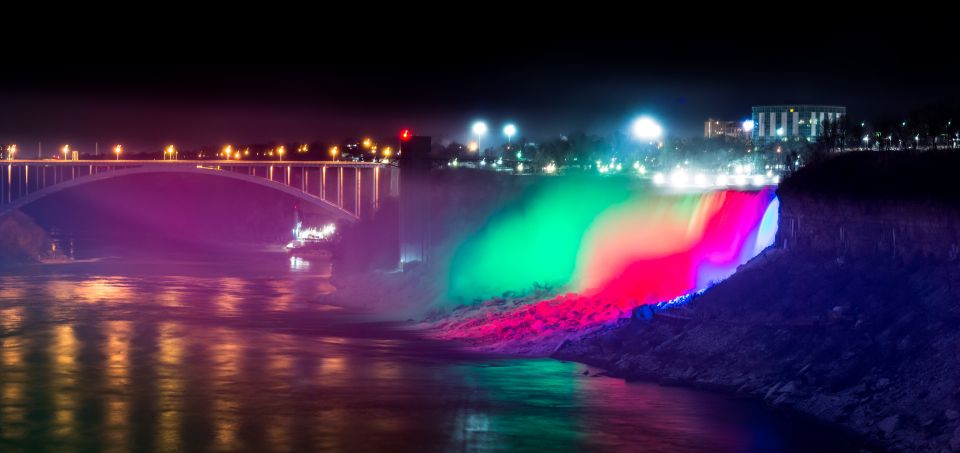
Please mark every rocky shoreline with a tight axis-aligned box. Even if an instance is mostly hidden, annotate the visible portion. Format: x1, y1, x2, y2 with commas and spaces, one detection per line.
0, 210, 62, 266
424, 153, 960, 451
552, 154, 960, 452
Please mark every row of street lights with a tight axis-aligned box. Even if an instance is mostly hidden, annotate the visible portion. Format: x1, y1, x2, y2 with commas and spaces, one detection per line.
470, 121, 518, 153
467, 117, 664, 154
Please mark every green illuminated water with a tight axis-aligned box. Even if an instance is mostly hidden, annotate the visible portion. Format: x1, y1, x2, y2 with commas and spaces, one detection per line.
447, 177, 630, 300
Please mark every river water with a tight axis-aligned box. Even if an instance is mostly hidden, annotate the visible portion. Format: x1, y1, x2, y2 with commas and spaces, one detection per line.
0, 246, 860, 452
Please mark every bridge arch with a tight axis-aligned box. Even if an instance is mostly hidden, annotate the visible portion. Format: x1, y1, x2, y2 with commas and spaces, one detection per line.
1, 164, 362, 223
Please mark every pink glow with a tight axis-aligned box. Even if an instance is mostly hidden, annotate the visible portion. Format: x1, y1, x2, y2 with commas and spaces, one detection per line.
430, 189, 777, 353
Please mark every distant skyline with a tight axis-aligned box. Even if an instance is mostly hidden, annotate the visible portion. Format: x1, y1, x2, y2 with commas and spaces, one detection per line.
2, 22, 957, 151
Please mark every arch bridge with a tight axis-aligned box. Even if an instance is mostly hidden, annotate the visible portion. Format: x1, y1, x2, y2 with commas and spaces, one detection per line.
0, 160, 397, 223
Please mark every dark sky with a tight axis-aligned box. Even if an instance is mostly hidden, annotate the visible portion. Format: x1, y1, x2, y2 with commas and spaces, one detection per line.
1, 17, 957, 153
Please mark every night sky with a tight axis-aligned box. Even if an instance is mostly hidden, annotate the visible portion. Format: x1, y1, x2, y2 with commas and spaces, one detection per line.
2, 18, 956, 152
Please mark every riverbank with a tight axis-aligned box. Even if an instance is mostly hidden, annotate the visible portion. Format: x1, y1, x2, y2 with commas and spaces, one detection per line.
422, 152, 960, 451
0, 210, 61, 266
554, 152, 960, 452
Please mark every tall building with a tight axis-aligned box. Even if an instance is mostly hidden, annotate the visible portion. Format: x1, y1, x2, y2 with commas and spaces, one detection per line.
704, 119, 745, 139
751, 105, 846, 144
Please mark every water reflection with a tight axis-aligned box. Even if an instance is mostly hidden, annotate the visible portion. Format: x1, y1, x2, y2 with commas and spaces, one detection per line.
0, 253, 857, 452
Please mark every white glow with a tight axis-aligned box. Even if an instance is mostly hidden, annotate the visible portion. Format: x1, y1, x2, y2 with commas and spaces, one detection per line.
631, 116, 663, 140
716, 174, 729, 186
503, 124, 517, 137
652, 172, 666, 185
735, 174, 747, 186
297, 223, 337, 241
742, 119, 755, 132
751, 175, 766, 186
670, 169, 689, 188
472, 121, 488, 136
694, 173, 708, 187
543, 162, 556, 174
776, 127, 785, 137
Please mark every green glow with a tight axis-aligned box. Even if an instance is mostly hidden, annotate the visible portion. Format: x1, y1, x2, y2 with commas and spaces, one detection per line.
448, 177, 630, 300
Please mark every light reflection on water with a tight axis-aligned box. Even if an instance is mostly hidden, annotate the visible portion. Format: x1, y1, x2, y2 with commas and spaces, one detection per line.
0, 253, 857, 452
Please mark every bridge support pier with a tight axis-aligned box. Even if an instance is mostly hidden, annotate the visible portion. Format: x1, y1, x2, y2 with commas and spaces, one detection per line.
398, 136, 432, 267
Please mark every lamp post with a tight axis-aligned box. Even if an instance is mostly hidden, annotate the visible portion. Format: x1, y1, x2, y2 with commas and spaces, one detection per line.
114, 145, 122, 161
472, 121, 487, 156
503, 124, 516, 150
62, 145, 70, 161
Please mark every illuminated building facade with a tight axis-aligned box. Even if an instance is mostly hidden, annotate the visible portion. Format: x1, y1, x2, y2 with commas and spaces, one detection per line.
751, 105, 846, 144
703, 119, 745, 139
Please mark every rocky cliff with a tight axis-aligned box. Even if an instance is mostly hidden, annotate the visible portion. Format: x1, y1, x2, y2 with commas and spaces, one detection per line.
555, 152, 960, 452
0, 210, 60, 265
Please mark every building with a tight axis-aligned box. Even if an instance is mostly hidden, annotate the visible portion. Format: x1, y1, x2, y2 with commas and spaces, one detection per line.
704, 119, 745, 139
751, 105, 846, 144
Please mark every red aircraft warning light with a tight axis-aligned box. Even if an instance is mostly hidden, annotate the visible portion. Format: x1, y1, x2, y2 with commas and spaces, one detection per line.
400, 129, 412, 141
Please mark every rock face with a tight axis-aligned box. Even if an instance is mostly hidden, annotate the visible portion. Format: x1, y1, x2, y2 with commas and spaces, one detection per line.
0, 210, 58, 265
555, 154, 960, 452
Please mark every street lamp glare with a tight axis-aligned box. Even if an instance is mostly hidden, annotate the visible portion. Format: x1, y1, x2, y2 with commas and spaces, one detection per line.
631, 117, 663, 140
503, 124, 517, 138
472, 121, 488, 136
742, 119, 755, 132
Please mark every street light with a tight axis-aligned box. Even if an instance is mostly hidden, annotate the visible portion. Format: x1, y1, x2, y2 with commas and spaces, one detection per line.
503, 123, 517, 149
166, 145, 176, 161
62, 145, 70, 160
741, 119, 755, 133
5, 144, 16, 160
114, 145, 122, 161
329, 146, 339, 161
472, 121, 488, 154
277, 145, 285, 162
631, 117, 663, 141
223, 145, 233, 160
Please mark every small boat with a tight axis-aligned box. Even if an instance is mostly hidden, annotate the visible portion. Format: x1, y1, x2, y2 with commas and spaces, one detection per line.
285, 205, 338, 258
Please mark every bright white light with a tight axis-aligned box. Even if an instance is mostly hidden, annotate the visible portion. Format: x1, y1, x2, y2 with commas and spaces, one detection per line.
776, 127, 785, 137
735, 174, 747, 186
631, 116, 663, 140
472, 121, 488, 136
742, 119, 755, 132
694, 173, 708, 187
543, 162, 556, 174
503, 124, 517, 137
297, 223, 336, 241
751, 175, 766, 186
516, 163, 524, 172
772, 175, 781, 184
652, 172, 666, 185
716, 174, 729, 186
670, 169, 689, 188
